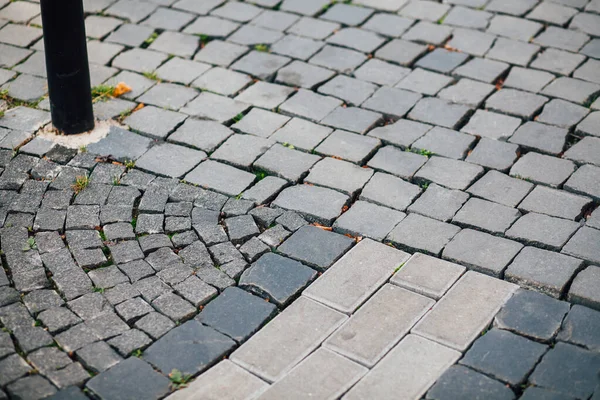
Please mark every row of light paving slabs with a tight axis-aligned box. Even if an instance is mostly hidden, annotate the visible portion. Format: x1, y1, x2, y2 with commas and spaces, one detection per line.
0, 0, 599, 398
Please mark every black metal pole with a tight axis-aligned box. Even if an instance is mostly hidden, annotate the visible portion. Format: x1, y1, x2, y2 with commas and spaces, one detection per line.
40, 0, 94, 134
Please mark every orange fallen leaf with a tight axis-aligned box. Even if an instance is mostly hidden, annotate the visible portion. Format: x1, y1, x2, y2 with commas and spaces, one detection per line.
113, 82, 132, 97
132, 103, 145, 113
341, 205, 349, 213
427, 44, 435, 51
495, 79, 504, 90
443, 44, 457, 52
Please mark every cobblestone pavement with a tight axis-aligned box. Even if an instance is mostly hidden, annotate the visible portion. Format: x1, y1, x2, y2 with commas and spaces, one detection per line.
0, 0, 600, 398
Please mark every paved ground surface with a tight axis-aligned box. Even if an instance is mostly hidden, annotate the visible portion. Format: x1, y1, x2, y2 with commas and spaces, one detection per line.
0, 0, 599, 398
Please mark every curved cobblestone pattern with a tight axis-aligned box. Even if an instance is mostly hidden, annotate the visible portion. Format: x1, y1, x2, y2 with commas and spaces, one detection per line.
0, 0, 599, 398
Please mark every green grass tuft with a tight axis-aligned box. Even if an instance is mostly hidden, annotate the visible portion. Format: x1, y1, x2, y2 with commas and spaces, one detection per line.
254, 43, 270, 52
142, 71, 159, 81
91, 85, 115, 102
169, 369, 192, 389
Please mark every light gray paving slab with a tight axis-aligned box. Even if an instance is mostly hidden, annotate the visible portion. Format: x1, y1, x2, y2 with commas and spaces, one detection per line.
344, 335, 461, 400
256, 348, 367, 400
391, 252, 466, 300
324, 284, 433, 368
303, 239, 410, 314
412, 271, 518, 351
230, 296, 347, 383
166, 360, 267, 400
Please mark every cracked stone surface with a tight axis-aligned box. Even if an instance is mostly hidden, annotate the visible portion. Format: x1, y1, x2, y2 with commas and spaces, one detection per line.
1, 0, 600, 398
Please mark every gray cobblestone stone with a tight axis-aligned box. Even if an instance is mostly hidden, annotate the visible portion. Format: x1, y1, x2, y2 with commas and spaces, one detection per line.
367, 146, 427, 180
254, 144, 320, 182
387, 213, 460, 256
444, 228, 524, 277
510, 152, 576, 187
568, 266, 600, 311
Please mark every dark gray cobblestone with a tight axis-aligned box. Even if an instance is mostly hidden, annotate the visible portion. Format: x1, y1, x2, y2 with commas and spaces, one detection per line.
1, 0, 600, 397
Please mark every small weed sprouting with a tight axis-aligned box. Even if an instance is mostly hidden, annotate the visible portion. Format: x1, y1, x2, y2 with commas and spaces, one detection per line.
142, 71, 159, 81
125, 160, 135, 170
0, 89, 43, 108
232, 113, 244, 123
131, 217, 137, 230
169, 369, 192, 389
198, 34, 211, 45
143, 31, 159, 47
254, 43, 269, 52
72, 175, 90, 194
407, 147, 433, 157
420, 182, 429, 190
91, 85, 115, 102
254, 170, 267, 181
282, 142, 295, 150
394, 262, 405, 274
131, 349, 143, 358
93, 287, 105, 294
79, 145, 88, 153
117, 109, 133, 122
0, 110, 4, 119
99, 230, 107, 242
22, 237, 37, 252
112, 176, 121, 186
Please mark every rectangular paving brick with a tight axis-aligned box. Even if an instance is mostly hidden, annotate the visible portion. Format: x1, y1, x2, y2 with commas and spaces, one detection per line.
324, 284, 433, 368
412, 271, 518, 351
344, 334, 461, 400
230, 296, 346, 383
303, 239, 410, 314
391, 252, 466, 300
257, 348, 367, 400
166, 360, 267, 400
